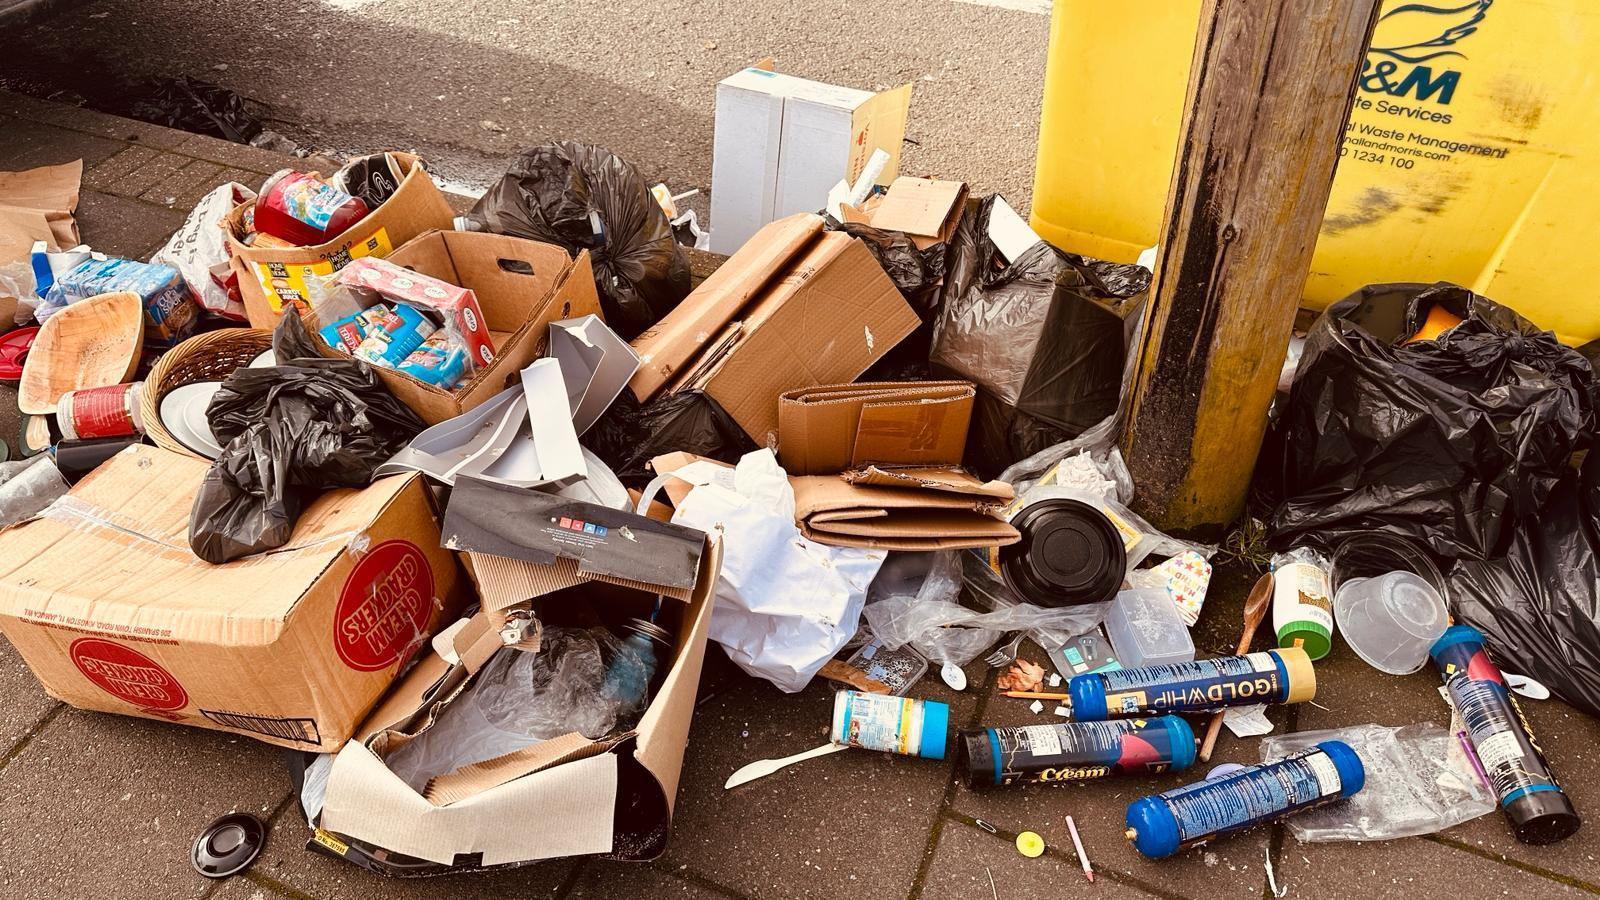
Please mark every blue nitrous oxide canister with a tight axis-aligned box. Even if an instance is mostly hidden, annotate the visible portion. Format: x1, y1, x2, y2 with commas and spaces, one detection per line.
1068, 648, 1316, 720
1124, 741, 1365, 859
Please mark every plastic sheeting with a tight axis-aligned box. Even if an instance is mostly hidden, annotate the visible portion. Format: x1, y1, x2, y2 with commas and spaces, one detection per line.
1264, 282, 1595, 561
469, 142, 690, 340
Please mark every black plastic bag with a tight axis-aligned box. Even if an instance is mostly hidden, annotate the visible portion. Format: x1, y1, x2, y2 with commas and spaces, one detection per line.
129, 77, 264, 144
930, 195, 1147, 478
1265, 283, 1595, 561
189, 314, 427, 563
1447, 449, 1600, 717
470, 143, 690, 340
582, 388, 757, 488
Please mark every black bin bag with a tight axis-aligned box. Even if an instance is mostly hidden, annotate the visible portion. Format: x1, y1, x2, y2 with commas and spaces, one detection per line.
1448, 450, 1600, 717
825, 214, 950, 382
469, 142, 691, 340
930, 195, 1147, 478
188, 314, 427, 564
1265, 282, 1595, 561
581, 388, 758, 489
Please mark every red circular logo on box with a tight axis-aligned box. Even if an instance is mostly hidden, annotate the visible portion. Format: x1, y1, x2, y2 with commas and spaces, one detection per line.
69, 638, 189, 712
334, 539, 434, 671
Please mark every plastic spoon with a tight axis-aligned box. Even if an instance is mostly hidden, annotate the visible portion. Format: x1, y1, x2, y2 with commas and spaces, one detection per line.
724, 743, 849, 789
1199, 572, 1275, 762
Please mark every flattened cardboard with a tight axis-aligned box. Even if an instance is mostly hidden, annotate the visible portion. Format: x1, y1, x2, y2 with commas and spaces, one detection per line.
443, 477, 705, 590
868, 178, 968, 249
791, 467, 1020, 551
0, 445, 464, 751
225, 153, 454, 324
316, 539, 724, 871
777, 381, 974, 475
303, 229, 602, 425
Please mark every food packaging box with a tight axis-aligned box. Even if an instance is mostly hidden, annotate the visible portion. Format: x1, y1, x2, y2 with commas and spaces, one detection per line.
306, 230, 601, 425
0, 445, 465, 752
629, 213, 919, 446
223, 152, 454, 326
777, 380, 974, 475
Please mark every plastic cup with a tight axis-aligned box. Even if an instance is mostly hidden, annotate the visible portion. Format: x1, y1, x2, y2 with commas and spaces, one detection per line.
1333, 571, 1448, 675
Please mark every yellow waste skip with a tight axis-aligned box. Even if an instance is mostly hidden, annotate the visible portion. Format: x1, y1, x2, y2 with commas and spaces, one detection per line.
1030, 0, 1600, 345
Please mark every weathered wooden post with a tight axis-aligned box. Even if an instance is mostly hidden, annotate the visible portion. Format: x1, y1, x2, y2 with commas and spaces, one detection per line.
1122, 0, 1383, 532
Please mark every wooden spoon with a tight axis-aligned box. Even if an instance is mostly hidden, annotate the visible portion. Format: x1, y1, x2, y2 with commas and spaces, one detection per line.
1198, 572, 1275, 762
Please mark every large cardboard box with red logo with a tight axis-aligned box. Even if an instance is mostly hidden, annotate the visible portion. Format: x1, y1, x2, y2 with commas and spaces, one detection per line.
0, 445, 466, 753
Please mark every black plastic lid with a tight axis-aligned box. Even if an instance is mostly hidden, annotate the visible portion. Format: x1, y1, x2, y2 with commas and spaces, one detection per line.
1507, 789, 1582, 845
192, 813, 266, 879
1000, 498, 1127, 607
957, 730, 996, 788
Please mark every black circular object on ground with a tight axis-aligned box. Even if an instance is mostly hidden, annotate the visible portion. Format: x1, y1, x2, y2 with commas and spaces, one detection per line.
191, 812, 265, 879
1000, 497, 1126, 607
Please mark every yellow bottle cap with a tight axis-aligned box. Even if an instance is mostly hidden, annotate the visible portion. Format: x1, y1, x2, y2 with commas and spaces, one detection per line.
1016, 831, 1046, 858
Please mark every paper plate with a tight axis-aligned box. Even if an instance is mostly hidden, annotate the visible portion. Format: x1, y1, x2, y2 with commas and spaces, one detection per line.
159, 381, 224, 460
182, 384, 225, 458
249, 349, 276, 368
17, 292, 144, 414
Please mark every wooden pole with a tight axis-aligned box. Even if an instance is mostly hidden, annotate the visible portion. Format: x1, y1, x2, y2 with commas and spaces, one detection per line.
1121, 0, 1382, 533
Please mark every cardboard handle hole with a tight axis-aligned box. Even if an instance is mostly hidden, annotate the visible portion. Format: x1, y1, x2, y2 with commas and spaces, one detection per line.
497, 259, 535, 276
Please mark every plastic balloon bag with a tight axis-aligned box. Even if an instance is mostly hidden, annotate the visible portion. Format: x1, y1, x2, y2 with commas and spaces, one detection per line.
1264, 282, 1595, 561
469, 142, 690, 339
188, 313, 426, 563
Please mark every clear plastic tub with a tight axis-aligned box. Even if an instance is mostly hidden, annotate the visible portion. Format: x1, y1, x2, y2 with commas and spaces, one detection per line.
1104, 587, 1194, 670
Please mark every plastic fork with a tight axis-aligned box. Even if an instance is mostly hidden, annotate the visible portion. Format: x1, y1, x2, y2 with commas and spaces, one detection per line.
985, 631, 1027, 667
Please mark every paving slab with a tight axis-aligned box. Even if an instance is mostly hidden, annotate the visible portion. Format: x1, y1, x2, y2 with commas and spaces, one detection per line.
0, 114, 124, 172
0, 708, 292, 900
919, 818, 1155, 900
73, 189, 184, 258
1292, 639, 1600, 889
0, 637, 58, 756
231, 812, 575, 900
571, 862, 737, 899
1277, 832, 1596, 898
655, 653, 981, 900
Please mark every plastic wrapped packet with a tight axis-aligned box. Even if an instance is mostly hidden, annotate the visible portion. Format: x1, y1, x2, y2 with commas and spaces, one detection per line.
37, 256, 201, 347
1260, 723, 1495, 841
307, 260, 485, 391
0, 456, 69, 530
383, 627, 627, 794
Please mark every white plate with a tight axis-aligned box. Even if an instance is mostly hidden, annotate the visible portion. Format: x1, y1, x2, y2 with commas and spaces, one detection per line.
158, 381, 225, 460
249, 349, 276, 368
184, 387, 225, 458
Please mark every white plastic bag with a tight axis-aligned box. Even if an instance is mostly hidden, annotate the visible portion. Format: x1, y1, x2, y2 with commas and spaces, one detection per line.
660, 450, 886, 692
150, 182, 254, 320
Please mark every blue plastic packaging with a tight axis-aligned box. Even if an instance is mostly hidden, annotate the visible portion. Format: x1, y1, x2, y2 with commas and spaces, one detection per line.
1069, 648, 1315, 720
1125, 740, 1365, 859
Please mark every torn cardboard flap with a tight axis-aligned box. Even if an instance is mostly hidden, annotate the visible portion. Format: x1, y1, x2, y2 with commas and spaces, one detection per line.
791, 467, 1020, 551
868, 177, 968, 249
778, 381, 974, 475
443, 476, 705, 590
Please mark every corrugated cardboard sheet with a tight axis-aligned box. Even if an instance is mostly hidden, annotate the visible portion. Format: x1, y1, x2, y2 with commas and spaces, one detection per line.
777, 381, 974, 474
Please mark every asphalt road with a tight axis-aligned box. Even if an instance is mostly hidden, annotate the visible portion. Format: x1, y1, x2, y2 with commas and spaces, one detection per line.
1, 0, 1053, 210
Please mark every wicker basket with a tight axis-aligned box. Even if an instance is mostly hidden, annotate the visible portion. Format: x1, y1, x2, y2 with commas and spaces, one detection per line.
142, 328, 273, 458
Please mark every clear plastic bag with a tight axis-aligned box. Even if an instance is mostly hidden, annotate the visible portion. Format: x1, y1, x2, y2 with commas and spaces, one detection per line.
383, 627, 628, 794
306, 260, 479, 391
0, 456, 69, 530
1259, 723, 1495, 842
1, 259, 40, 325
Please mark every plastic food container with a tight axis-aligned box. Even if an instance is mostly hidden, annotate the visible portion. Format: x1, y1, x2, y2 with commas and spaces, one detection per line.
1103, 587, 1194, 670
1334, 572, 1448, 675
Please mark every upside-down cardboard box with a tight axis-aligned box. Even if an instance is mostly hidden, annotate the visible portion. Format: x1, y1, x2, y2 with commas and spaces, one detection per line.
0, 445, 465, 752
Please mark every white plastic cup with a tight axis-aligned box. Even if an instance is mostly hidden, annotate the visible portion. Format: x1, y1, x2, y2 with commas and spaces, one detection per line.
1333, 571, 1448, 675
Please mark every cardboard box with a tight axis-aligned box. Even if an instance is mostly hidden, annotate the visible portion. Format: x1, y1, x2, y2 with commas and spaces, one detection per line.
778, 381, 975, 475
307, 230, 601, 425
790, 465, 1021, 551
853, 177, 969, 250
629, 214, 919, 446
335, 256, 496, 368
310, 534, 722, 874
710, 67, 911, 254
223, 152, 455, 326
0, 445, 466, 752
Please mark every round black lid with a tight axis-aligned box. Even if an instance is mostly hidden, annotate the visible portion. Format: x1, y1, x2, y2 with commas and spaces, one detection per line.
192, 812, 266, 879
1000, 498, 1127, 607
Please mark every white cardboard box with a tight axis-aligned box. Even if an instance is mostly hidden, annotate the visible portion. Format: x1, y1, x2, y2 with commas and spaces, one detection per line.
710, 67, 911, 254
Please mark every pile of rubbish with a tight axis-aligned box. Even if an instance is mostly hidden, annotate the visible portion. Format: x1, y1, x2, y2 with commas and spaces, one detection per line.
0, 60, 1591, 885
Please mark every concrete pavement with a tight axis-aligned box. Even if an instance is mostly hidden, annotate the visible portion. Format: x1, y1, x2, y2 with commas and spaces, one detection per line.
1, 93, 1599, 900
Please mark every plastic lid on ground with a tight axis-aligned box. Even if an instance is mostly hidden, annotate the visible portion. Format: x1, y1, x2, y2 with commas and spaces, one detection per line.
1334, 571, 1448, 675
191, 812, 265, 879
